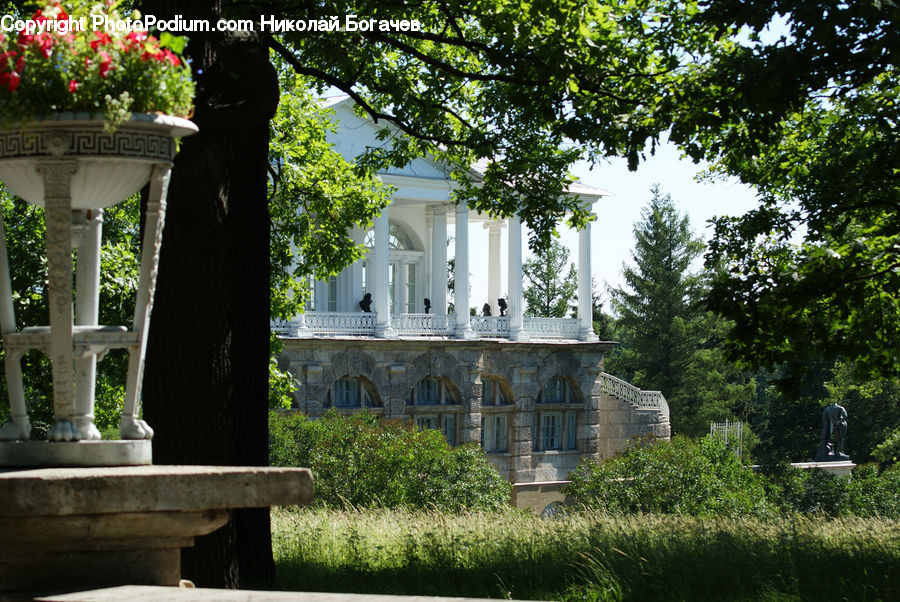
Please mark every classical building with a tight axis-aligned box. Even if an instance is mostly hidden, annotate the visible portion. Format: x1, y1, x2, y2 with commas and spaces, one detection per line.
274, 97, 670, 484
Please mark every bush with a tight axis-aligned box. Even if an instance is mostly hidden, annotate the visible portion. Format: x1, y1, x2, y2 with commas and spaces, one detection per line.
844, 463, 900, 518
269, 410, 511, 511
758, 463, 847, 515
566, 436, 775, 517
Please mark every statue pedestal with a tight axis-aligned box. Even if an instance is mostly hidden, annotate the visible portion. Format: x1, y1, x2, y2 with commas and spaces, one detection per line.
0, 465, 313, 593
791, 460, 856, 478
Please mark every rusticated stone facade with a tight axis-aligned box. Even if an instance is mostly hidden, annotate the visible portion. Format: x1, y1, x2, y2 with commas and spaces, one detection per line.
278, 337, 670, 483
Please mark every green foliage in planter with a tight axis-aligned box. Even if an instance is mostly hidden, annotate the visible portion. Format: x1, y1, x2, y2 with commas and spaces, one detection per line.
269, 410, 511, 511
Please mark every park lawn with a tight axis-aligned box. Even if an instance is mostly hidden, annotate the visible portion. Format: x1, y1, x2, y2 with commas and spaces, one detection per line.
271, 507, 900, 601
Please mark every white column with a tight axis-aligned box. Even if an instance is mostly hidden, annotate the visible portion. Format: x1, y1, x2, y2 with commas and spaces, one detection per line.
454, 203, 474, 338
0, 210, 29, 440
507, 215, 528, 341
373, 209, 395, 337
313, 279, 327, 311
350, 226, 364, 309
431, 205, 448, 314
73, 209, 103, 440
578, 218, 596, 341
396, 259, 408, 315
424, 212, 433, 312
484, 221, 503, 315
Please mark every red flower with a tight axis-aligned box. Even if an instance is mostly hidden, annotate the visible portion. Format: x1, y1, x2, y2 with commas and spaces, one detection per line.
97, 50, 112, 78
36, 34, 54, 58
69, 79, 79, 93
57, 10, 68, 21
159, 49, 181, 67
90, 32, 111, 50
125, 31, 148, 49
8, 71, 20, 92
15, 55, 24, 73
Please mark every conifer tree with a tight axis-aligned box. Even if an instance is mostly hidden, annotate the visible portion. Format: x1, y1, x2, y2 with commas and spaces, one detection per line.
607, 186, 704, 432
609, 186, 756, 436
522, 240, 578, 318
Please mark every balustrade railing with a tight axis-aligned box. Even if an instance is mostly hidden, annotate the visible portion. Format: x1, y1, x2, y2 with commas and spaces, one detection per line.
599, 372, 670, 420
393, 313, 455, 336
523, 317, 579, 339
470, 315, 510, 337
304, 312, 376, 335
273, 312, 584, 341
271, 318, 300, 336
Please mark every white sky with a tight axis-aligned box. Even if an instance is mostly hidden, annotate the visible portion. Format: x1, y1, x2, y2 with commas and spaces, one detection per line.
465, 136, 761, 312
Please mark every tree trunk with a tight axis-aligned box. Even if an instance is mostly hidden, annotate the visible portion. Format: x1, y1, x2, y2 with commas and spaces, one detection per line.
139, 0, 279, 588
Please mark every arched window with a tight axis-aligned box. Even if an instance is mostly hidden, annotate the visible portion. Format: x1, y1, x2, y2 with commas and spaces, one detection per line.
408, 376, 460, 446
326, 376, 380, 408
362, 221, 423, 314
481, 376, 512, 453
481, 377, 512, 406
363, 222, 417, 250
533, 375, 579, 452
538, 376, 578, 403
408, 377, 459, 406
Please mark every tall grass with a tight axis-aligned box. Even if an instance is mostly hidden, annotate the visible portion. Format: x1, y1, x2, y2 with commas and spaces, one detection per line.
272, 507, 900, 600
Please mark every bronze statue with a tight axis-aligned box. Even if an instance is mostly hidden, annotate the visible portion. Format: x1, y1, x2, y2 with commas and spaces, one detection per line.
359, 293, 372, 313
482, 303, 492, 317
424, 298, 431, 314
815, 402, 849, 462
497, 298, 507, 317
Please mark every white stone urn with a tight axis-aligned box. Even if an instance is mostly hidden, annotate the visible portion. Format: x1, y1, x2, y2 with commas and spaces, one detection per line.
0, 113, 197, 466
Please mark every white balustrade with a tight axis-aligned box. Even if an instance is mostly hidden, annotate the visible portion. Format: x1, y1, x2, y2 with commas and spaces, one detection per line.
305, 312, 376, 335
523, 317, 580, 339
271, 318, 302, 336
393, 313, 455, 335
599, 372, 670, 420
273, 313, 591, 341
469, 316, 510, 337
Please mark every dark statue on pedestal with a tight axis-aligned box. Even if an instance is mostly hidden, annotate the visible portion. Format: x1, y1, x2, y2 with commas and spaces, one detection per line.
815, 402, 850, 462
423, 298, 431, 314
482, 303, 492, 317
359, 293, 372, 313
497, 298, 507, 317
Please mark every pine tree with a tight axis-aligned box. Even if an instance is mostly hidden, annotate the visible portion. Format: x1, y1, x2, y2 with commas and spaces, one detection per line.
522, 239, 578, 317
607, 186, 704, 432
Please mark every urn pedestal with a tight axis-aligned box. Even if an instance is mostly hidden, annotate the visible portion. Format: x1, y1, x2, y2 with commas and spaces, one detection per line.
0, 113, 198, 466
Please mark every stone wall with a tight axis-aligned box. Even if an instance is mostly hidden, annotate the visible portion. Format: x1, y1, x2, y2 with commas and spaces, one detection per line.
278, 337, 671, 483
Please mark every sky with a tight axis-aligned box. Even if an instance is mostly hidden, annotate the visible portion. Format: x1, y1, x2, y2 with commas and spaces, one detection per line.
465, 136, 762, 311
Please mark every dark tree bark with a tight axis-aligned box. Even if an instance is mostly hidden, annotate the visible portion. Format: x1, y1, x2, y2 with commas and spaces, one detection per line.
139, 0, 279, 589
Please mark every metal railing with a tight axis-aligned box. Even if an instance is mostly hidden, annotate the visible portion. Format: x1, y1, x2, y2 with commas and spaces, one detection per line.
599, 372, 670, 420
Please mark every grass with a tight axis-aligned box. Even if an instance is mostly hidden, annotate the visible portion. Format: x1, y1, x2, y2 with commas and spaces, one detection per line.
272, 507, 900, 601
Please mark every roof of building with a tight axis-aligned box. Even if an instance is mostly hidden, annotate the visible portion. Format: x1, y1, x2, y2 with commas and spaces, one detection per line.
318, 95, 610, 199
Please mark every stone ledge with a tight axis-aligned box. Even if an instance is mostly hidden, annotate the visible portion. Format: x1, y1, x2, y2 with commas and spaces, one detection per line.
4, 585, 541, 602
0, 466, 314, 593
0, 440, 152, 468
0, 465, 314, 516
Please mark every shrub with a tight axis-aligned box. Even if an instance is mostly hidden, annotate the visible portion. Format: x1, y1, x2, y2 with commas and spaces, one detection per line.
565, 436, 776, 517
844, 463, 900, 518
758, 463, 846, 515
269, 410, 511, 511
